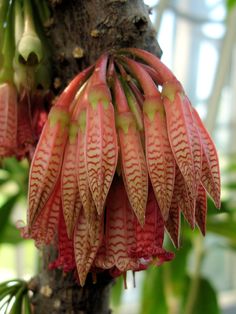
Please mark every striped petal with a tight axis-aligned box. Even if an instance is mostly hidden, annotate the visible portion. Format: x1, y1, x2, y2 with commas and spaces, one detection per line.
175, 167, 195, 229
50, 207, 76, 272
0, 83, 17, 156
28, 106, 70, 227
61, 121, 82, 238
141, 188, 174, 265
195, 184, 207, 235
144, 96, 175, 220
116, 61, 175, 220
16, 90, 35, 157
182, 96, 202, 187
162, 82, 196, 198
30, 181, 61, 246
74, 206, 103, 286
28, 66, 93, 226
86, 87, 118, 215
192, 108, 221, 208
99, 178, 137, 272
164, 189, 181, 248
77, 113, 93, 221
117, 112, 148, 226
130, 187, 168, 260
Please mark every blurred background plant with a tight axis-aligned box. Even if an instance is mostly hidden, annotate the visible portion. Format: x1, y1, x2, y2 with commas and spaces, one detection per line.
1, 0, 236, 313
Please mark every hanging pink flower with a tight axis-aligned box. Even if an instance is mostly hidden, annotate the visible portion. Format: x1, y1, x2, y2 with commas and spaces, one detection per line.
0, 83, 51, 160
24, 49, 221, 286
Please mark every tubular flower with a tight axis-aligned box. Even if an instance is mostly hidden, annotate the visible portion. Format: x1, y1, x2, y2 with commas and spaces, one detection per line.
0, 85, 50, 160
0, 0, 52, 160
24, 49, 221, 286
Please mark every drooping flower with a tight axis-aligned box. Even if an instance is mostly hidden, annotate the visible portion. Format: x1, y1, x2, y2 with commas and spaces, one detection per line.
0, 0, 52, 160
24, 48, 221, 286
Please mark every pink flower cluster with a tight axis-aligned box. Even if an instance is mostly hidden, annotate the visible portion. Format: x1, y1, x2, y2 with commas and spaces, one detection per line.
22, 49, 220, 286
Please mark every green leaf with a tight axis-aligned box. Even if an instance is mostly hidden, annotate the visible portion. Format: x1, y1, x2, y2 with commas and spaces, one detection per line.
23, 294, 32, 314
0, 279, 24, 287
0, 281, 22, 297
0, 283, 22, 311
0, 285, 16, 299
0, 280, 27, 314
9, 286, 25, 314
140, 266, 168, 314
182, 276, 220, 314
0, 297, 12, 313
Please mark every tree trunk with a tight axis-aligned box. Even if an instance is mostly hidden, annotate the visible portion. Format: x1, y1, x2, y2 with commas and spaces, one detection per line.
30, 1, 161, 313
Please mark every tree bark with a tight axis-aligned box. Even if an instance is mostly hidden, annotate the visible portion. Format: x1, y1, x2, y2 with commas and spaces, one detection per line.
31, 0, 161, 313
48, 0, 162, 88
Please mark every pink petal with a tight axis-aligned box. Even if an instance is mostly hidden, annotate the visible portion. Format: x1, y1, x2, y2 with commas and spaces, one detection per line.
50, 207, 76, 272
175, 167, 195, 229
138, 62, 163, 85
86, 95, 118, 215
77, 119, 93, 220
28, 106, 70, 227
0, 83, 17, 156
30, 182, 61, 246
164, 190, 181, 248
28, 66, 93, 225
182, 96, 202, 188
130, 187, 173, 264
74, 206, 103, 286
144, 95, 175, 220
162, 82, 196, 198
56, 66, 93, 109
17, 90, 35, 158
192, 108, 221, 208
113, 76, 148, 226
117, 60, 175, 220
97, 178, 137, 272
61, 121, 82, 238
195, 184, 207, 235
118, 112, 148, 226
121, 56, 157, 97
31, 90, 50, 139
121, 48, 175, 83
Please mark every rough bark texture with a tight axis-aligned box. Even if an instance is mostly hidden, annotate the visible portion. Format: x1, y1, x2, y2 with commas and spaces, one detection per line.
31, 0, 161, 313
30, 247, 112, 314
48, 0, 162, 88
